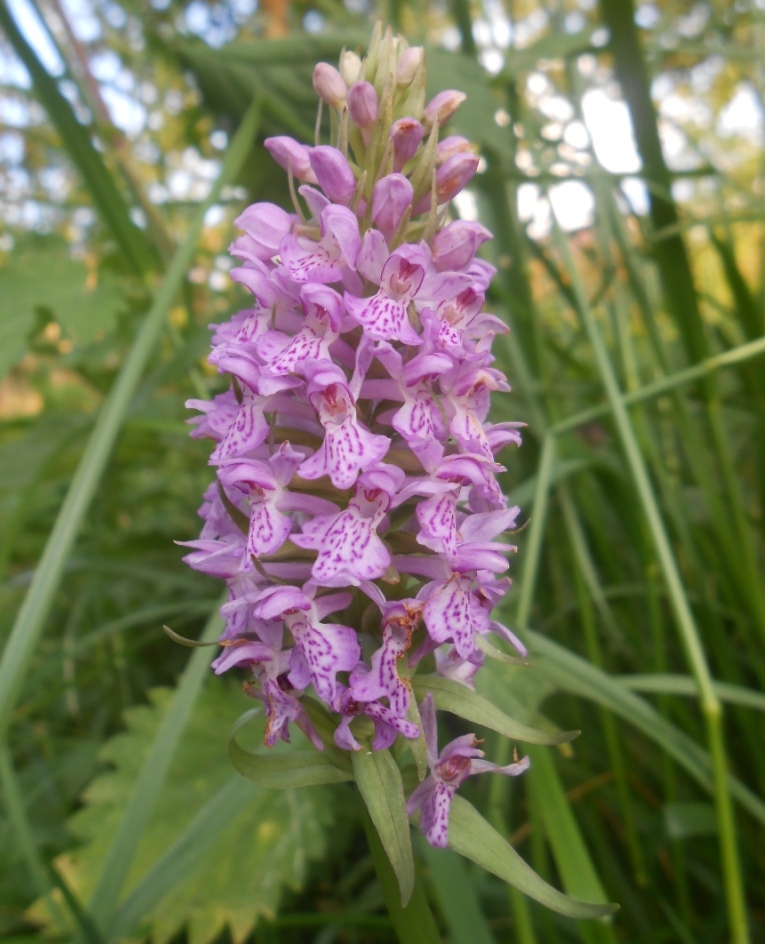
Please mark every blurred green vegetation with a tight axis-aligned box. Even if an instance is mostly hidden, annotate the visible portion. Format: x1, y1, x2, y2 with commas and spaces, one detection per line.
0, 0, 763, 942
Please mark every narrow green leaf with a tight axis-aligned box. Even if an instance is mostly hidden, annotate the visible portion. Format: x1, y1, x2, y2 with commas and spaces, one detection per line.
527, 631, 765, 827
620, 674, 765, 712
526, 747, 617, 943
411, 675, 579, 745
419, 839, 497, 944
109, 776, 255, 939
447, 796, 618, 920
663, 802, 718, 840
0, 5, 155, 276
352, 749, 415, 906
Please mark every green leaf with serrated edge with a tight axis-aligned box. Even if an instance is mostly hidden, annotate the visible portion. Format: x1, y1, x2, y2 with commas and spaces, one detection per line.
411, 675, 578, 745
28, 684, 335, 944
230, 710, 352, 788
447, 796, 618, 920
351, 748, 415, 907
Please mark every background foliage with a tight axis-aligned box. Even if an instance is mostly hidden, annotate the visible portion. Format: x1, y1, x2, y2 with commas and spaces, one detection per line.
0, 0, 763, 942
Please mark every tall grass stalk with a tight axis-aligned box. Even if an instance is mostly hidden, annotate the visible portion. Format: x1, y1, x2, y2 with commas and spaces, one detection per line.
0, 100, 263, 746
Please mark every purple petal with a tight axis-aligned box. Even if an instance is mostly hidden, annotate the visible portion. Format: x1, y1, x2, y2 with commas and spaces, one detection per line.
232, 203, 294, 260
310, 146, 357, 205
372, 174, 414, 241
423, 574, 490, 658
344, 291, 421, 345
421, 781, 454, 848
265, 136, 317, 182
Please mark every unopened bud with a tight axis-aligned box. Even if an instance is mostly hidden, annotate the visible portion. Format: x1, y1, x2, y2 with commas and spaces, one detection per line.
347, 81, 379, 129
372, 173, 414, 241
312, 63, 347, 108
339, 50, 362, 85
396, 46, 424, 86
412, 152, 479, 215
432, 220, 492, 271
309, 146, 357, 205
390, 117, 424, 171
434, 152, 479, 204
264, 136, 317, 183
423, 90, 467, 130
436, 136, 473, 166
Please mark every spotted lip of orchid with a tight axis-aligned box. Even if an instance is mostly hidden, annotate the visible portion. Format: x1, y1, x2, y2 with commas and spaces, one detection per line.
181, 25, 529, 851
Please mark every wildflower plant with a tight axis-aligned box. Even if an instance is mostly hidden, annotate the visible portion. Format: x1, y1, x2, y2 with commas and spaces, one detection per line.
181, 25, 616, 922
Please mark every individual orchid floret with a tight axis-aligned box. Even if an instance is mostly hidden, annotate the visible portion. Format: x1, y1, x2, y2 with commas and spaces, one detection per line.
229, 203, 295, 263
292, 465, 402, 587
298, 364, 391, 489
407, 694, 530, 848
371, 174, 414, 242
345, 246, 426, 344
280, 203, 360, 284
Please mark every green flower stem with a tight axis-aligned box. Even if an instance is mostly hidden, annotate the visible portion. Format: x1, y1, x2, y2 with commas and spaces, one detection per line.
0, 99, 262, 748
550, 219, 750, 944
362, 807, 443, 944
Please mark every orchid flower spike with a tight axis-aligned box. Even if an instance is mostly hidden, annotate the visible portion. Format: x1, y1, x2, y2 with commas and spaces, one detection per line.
180, 24, 529, 851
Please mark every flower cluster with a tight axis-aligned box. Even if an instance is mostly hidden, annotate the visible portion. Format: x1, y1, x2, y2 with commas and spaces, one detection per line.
182, 26, 528, 847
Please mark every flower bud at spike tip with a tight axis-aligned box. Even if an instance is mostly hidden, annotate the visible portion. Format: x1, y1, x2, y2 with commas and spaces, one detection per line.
347, 81, 379, 129
309, 146, 357, 205
424, 89, 467, 129
264, 136, 317, 183
396, 46, 424, 85
313, 62, 347, 108
339, 50, 362, 85
436, 136, 473, 166
390, 117, 424, 171
180, 25, 530, 854
412, 151, 479, 215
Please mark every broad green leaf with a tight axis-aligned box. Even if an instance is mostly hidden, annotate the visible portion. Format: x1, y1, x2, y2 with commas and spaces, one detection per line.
411, 675, 578, 745
447, 796, 618, 920
351, 748, 415, 907
29, 683, 335, 944
0, 237, 122, 372
229, 709, 353, 788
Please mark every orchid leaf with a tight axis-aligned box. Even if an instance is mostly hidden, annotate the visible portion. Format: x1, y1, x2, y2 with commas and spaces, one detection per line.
351, 748, 415, 907
448, 796, 618, 920
412, 675, 579, 745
